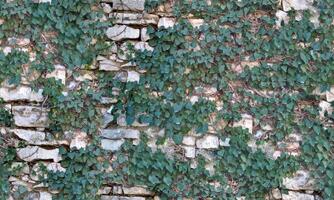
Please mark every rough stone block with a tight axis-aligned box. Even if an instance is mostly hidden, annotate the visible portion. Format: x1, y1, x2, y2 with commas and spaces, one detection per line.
101, 128, 140, 139
0, 86, 43, 102
112, 0, 145, 11
196, 135, 219, 149
106, 25, 140, 41
13, 106, 49, 128
114, 13, 159, 25
17, 146, 61, 162
101, 139, 125, 151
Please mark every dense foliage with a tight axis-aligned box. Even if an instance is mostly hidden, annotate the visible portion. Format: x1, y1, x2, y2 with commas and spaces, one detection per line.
0, 0, 333, 199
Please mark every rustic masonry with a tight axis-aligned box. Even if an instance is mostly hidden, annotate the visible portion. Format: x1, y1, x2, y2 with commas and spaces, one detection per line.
0, 0, 330, 199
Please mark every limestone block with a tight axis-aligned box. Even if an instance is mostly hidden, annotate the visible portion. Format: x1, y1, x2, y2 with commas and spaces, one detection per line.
17, 146, 61, 162
106, 25, 140, 41
282, 191, 314, 200
45, 64, 66, 85
0, 85, 43, 102
158, 18, 176, 28
101, 139, 125, 151
283, 170, 315, 190
114, 13, 159, 25
112, 0, 145, 11
101, 128, 140, 139
196, 135, 219, 149
13, 106, 48, 128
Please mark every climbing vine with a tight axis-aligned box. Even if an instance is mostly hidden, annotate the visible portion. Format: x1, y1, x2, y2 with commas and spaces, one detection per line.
0, 0, 333, 199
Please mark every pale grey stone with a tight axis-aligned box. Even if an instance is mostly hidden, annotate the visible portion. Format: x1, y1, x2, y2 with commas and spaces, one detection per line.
97, 187, 112, 195
102, 113, 114, 128
134, 42, 154, 52
276, 10, 290, 28
158, 18, 176, 28
188, 19, 204, 28
11, 129, 45, 143
45, 64, 66, 85
39, 192, 52, 200
69, 131, 87, 150
127, 71, 140, 83
13, 106, 49, 128
114, 13, 159, 25
196, 135, 219, 149
282, 0, 313, 11
101, 196, 145, 200
112, 0, 145, 11
283, 170, 315, 190
101, 139, 125, 151
219, 138, 230, 147
99, 59, 122, 71
0, 86, 43, 102
141, 28, 150, 41
106, 25, 139, 41
271, 189, 281, 199
233, 114, 253, 134
17, 146, 61, 162
123, 186, 153, 196
326, 87, 334, 102
101, 128, 140, 139
101, 97, 117, 104
183, 146, 196, 158
282, 191, 314, 200
182, 136, 196, 146
102, 3, 112, 13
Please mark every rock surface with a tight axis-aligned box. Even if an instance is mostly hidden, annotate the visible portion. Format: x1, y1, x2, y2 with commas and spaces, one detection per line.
106, 25, 140, 41
17, 146, 61, 162
101, 139, 125, 151
13, 106, 49, 128
0, 86, 43, 102
196, 135, 219, 149
282, 191, 314, 200
101, 128, 140, 139
112, 0, 145, 11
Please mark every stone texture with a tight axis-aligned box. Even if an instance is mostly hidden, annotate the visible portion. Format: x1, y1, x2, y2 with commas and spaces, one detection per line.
101, 196, 145, 200
282, 191, 314, 200
326, 87, 334, 102
70, 131, 88, 150
13, 106, 49, 128
11, 129, 45, 143
123, 186, 153, 196
275, 10, 289, 28
17, 146, 61, 162
233, 114, 253, 134
98, 187, 112, 195
39, 192, 52, 200
182, 136, 196, 146
158, 18, 176, 28
0, 86, 43, 102
134, 42, 154, 52
106, 25, 140, 41
112, 0, 145, 11
101, 139, 125, 151
45, 64, 66, 85
101, 128, 140, 139
141, 28, 150, 41
282, 0, 314, 11
183, 146, 196, 158
99, 59, 122, 71
188, 19, 204, 28
283, 170, 315, 190
127, 71, 140, 83
219, 137, 230, 147
196, 135, 219, 149
114, 13, 159, 25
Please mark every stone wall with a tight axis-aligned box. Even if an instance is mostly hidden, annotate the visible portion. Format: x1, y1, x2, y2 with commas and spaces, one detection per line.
1, 0, 329, 200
